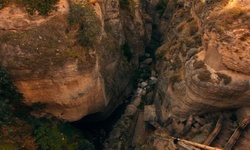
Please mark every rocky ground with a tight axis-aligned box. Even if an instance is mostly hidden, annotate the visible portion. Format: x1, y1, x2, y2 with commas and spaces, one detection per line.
104, 53, 158, 149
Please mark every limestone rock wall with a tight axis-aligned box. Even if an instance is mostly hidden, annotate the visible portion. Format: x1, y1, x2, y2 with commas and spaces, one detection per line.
0, 0, 148, 121
154, 0, 250, 121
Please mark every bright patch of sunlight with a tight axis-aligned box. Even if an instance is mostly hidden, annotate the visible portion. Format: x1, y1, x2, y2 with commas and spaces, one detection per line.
227, 0, 237, 8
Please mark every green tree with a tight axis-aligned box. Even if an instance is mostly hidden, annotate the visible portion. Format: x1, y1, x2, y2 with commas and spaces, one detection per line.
34, 123, 64, 150
0, 67, 22, 126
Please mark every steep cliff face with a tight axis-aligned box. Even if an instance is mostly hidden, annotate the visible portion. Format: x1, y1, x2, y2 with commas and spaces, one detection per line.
0, 0, 147, 121
155, 0, 250, 121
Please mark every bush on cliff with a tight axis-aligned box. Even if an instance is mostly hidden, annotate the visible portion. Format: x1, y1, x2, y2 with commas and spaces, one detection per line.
21, 0, 59, 15
68, 3, 101, 47
0, 0, 59, 15
156, 0, 168, 15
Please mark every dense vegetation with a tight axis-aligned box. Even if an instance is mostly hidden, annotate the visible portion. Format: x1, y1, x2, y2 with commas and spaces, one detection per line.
0, 67, 22, 127
119, 0, 135, 12
68, 3, 101, 47
0, 0, 59, 15
156, 0, 168, 15
0, 67, 94, 149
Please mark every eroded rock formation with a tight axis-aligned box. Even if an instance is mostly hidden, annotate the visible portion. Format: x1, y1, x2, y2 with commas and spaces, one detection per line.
155, 0, 250, 121
0, 0, 148, 121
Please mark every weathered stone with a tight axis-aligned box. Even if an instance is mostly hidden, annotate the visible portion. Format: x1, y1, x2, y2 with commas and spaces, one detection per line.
145, 91, 154, 104
144, 53, 151, 57
0, 0, 147, 121
236, 107, 250, 120
141, 58, 153, 65
125, 104, 137, 116
149, 77, 158, 85
141, 81, 148, 88
154, 0, 250, 121
132, 96, 142, 107
191, 132, 208, 143
144, 105, 157, 121
186, 48, 198, 60
141, 89, 147, 95
136, 88, 143, 95
151, 70, 157, 76
109, 127, 121, 140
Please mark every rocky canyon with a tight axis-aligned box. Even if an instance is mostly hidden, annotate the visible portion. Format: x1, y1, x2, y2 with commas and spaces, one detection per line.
1, 0, 250, 149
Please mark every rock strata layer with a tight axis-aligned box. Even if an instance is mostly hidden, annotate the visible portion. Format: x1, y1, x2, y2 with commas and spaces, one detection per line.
0, 0, 148, 121
155, 0, 250, 121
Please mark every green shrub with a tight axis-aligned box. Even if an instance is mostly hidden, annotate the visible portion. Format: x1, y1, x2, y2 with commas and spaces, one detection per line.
119, 0, 135, 10
0, 0, 9, 9
216, 72, 232, 85
58, 123, 94, 150
68, 4, 101, 47
20, 0, 59, 15
0, 0, 59, 14
32, 102, 47, 110
156, 0, 168, 14
0, 67, 23, 126
119, 0, 129, 9
185, 40, 196, 48
34, 123, 64, 150
0, 68, 93, 149
198, 70, 211, 82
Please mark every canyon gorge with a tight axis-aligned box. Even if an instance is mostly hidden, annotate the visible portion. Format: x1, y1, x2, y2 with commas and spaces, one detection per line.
0, 0, 250, 149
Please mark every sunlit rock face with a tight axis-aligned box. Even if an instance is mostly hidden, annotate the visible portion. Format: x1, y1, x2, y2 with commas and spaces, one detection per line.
154, 0, 250, 121
0, 0, 147, 121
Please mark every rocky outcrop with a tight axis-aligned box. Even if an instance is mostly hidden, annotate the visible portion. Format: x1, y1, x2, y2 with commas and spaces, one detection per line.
0, 0, 148, 121
155, 0, 250, 121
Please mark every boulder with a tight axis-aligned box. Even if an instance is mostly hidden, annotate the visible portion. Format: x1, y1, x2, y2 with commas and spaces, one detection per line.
125, 104, 137, 116
141, 58, 153, 65
141, 81, 148, 88
144, 105, 157, 121
132, 96, 142, 107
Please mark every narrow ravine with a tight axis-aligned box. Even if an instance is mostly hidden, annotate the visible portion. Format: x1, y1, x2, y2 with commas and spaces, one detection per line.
70, 6, 163, 147
70, 50, 159, 149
